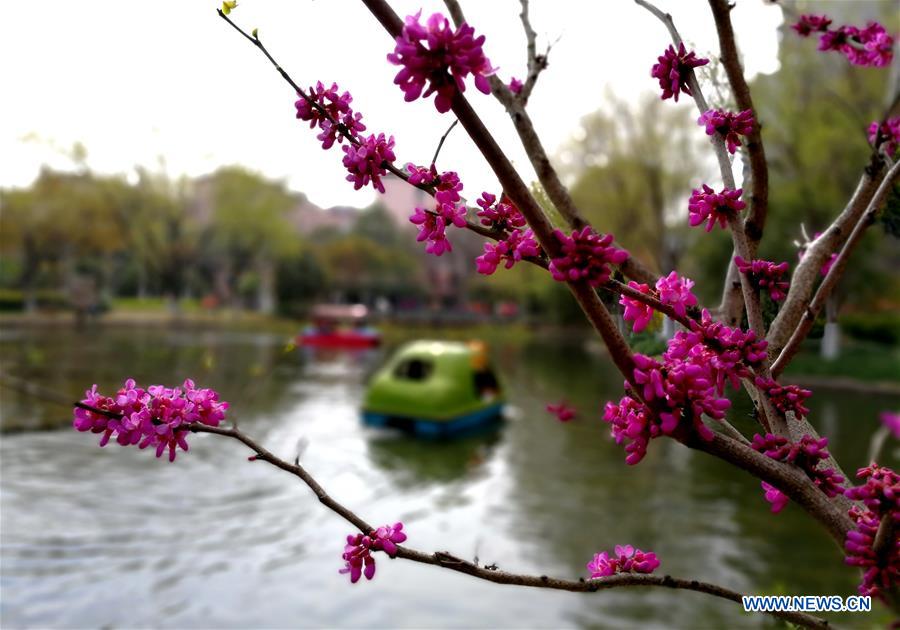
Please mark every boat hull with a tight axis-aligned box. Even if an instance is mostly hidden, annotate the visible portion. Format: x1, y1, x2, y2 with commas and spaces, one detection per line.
362, 403, 504, 438
297, 333, 381, 348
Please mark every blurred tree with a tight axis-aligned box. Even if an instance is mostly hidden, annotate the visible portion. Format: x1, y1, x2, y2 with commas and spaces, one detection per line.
204, 166, 300, 312
562, 93, 707, 275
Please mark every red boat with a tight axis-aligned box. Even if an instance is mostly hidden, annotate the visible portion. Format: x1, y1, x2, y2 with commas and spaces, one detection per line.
298, 304, 381, 348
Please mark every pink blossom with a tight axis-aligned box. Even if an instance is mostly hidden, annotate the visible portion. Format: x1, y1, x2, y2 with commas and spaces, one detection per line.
604, 351, 730, 465
761, 481, 789, 514
294, 81, 367, 149
405, 163, 439, 186
791, 15, 832, 37
868, 117, 900, 156
341, 133, 396, 193
880, 411, 900, 439
387, 12, 495, 113
434, 170, 467, 228
508, 77, 523, 94
843, 465, 899, 599
372, 522, 407, 557
803, 18, 894, 68
546, 401, 576, 422
340, 522, 409, 584
650, 43, 709, 102
687, 185, 746, 232
475, 192, 526, 231
619, 282, 654, 333
73, 379, 228, 462
797, 234, 838, 277
820, 253, 837, 277
755, 377, 812, 419
734, 257, 791, 301
698, 108, 754, 154
548, 227, 628, 287
476, 229, 540, 275
655, 271, 698, 318
751, 433, 844, 498
410, 207, 452, 256
587, 546, 660, 579
340, 534, 376, 583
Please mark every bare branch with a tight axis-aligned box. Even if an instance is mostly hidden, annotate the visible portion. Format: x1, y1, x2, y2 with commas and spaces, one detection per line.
186, 423, 828, 629
767, 162, 884, 358
771, 159, 900, 377
430, 118, 459, 168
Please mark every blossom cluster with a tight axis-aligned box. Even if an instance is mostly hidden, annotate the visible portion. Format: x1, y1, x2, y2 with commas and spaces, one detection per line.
340, 522, 408, 583
548, 227, 628, 287
73, 378, 228, 462
294, 81, 396, 195
843, 465, 899, 598
734, 256, 791, 302
868, 117, 900, 156
587, 545, 660, 578
687, 185, 746, 232
474, 192, 541, 274
754, 377, 812, 419
793, 15, 894, 68
342, 133, 396, 193
476, 228, 540, 275
604, 351, 731, 465
604, 308, 772, 464
751, 433, 845, 512
698, 108, 754, 154
295, 81, 366, 150
387, 11, 494, 113
408, 166, 468, 255
619, 272, 698, 333
650, 43, 709, 102
476, 193, 526, 232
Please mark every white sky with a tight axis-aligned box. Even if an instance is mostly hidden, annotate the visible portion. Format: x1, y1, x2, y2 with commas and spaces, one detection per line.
0, 0, 783, 209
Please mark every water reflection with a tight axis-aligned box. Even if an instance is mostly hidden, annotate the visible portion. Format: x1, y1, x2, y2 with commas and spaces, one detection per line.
366, 425, 504, 488
1, 325, 898, 628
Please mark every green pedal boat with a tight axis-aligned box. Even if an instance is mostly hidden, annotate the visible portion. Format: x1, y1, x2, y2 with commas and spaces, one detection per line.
362, 340, 505, 437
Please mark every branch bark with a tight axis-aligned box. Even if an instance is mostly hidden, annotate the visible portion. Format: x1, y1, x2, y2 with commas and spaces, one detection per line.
771, 159, 900, 377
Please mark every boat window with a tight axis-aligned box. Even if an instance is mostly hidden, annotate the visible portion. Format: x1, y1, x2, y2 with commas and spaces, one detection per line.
393, 358, 434, 381
473, 369, 499, 398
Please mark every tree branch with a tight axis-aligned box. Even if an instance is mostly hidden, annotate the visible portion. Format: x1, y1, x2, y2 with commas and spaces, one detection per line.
186, 422, 828, 628
361, 0, 638, 382
442, 0, 659, 289
633, 0, 765, 339
707, 0, 770, 251
771, 159, 900, 377
766, 161, 884, 358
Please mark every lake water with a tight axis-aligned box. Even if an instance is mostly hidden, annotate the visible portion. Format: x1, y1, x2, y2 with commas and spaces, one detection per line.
1, 325, 897, 628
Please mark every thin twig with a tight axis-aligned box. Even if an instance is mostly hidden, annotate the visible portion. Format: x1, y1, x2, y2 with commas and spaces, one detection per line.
183, 423, 827, 628
430, 119, 459, 168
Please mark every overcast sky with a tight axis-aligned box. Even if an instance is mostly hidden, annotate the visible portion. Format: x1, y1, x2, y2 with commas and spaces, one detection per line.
0, 0, 784, 208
